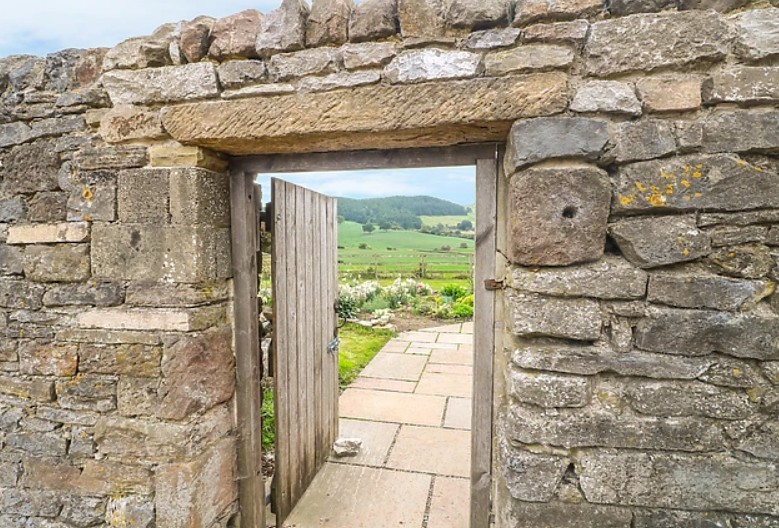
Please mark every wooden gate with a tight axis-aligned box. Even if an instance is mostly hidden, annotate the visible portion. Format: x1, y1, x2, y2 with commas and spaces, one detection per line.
271, 178, 339, 525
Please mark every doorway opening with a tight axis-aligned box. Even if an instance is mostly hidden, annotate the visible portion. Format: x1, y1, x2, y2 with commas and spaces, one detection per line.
230, 145, 500, 528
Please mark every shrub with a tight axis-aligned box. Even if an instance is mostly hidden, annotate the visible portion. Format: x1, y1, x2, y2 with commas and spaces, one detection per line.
460, 242, 469, 249
451, 303, 474, 318
441, 283, 468, 301
358, 242, 369, 250
440, 245, 451, 252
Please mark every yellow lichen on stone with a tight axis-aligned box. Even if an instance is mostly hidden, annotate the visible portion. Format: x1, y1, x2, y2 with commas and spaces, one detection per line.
635, 182, 647, 191
619, 195, 635, 206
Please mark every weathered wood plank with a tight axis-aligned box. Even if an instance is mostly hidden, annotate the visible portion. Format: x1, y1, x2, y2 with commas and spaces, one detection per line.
230, 169, 264, 528
472, 157, 497, 528
328, 198, 339, 441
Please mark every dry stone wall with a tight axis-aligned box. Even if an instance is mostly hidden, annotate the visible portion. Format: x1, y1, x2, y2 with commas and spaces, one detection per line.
0, 0, 778, 526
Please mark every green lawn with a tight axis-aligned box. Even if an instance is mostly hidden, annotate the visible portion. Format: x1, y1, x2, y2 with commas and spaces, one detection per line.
338, 323, 395, 390
419, 206, 475, 228
339, 221, 473, 252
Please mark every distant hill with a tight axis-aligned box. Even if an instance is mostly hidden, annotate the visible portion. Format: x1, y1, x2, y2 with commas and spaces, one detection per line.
337, 196, 467, 229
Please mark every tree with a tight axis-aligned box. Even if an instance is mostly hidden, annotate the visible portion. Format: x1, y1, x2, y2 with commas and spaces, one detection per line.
362, 222, 375, 233
379, 221, 392, 231
457, 219, 473, 231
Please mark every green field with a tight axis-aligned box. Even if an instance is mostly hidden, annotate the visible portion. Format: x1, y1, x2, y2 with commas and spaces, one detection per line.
419, 206, 475, 228
339, 221, 473, 251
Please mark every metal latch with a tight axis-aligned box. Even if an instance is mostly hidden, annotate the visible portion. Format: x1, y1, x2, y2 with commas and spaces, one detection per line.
484, 279, 504, 291
328, 337, 340, 354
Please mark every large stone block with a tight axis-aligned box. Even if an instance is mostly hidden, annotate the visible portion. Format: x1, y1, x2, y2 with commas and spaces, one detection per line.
648, 273, 773, 311
507, 165, 611, 266
507, 293, 602, 340
508, 405, 725, 451
1, 139, 60, 194
101, 63, 220, 105
0, 489, 62, 517
103, 35, 171, 71
703, 67, 779, 105
0, 197, 26, 223
268, 47, 341, 81
501, 500, 632, 528
737, 421, 779, 462
349, 0, 398, 42
513, 0, 602, 26
208, 9, 262, 60
23, 244, 91, 282
117, 168, 171, 223
484, 44, 574, 76
149, 145, 228, 172
702, 111, 779, 154
384, 49, 482, 84
99, 105, 166, 143
341, 42, 397, 69
585, 11, 730, 77
169, 168, 230, 226
7, 222, 90, 245
216, 60, 267, 89
732, 8, 779, 62
155, 437, 237, 528
609, 216, 711, 269
509, 370, 589, 408
118, 376, 159, 417
624, 380, 754, 420
306, 0, 353, 46
502, 448, 568, 502
106, 496, 154, 528
73, 146, 148, 171
465, 28, 522, 49
635, 308, 779, 360
708, 243, 774, 279
67, 170, 118, 222
609, 120, 676, 163
577, 450, 779, 515
613, 154, 779, 214
505, 118, 609, 170
27, 192, 67, 222
636, 76, 702, 113
157, 327, 235, 420
125, 281, 229, 307
5, 431, 68, 457
448, 0, 510, 30
95, 416, 189, 459
398, 0, 445, 37
256, 0, 309, 57
0, 245, 24, 275
57, 328, 162, 346
19, 342, 78, 376
0, 279, 45, 309
571, 81, 641, 116
298, 70, 381, 92
79, 343, 162, 377
56, 375, 117, 412
76, 306, 225, 332
509, 256, 647, 299
74, 460, 153, 495
179, 16, 214, 64
162, 73, 569, 155
43, 281, 123, 307
91, 224, 231, 283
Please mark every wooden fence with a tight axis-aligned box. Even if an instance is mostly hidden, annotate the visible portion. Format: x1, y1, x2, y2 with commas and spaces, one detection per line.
338, 251, 474, 280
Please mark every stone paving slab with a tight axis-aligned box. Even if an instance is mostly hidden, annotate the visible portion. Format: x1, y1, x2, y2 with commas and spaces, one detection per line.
437, 332, 472, 345
359, 352, 428, 381
427, 476, 470, 528
380, 339, 410, 353
415, 371, 473, 398
427, 363, 472, 375
429, 348, 473, 366
444, 397, 472, 430
406, 346, 432, 355
335, 418, 399, 466
397, 330, 438, 342
283, 463, 431, 528
385, 425, 471, 478
340, 388, 446, 426
421, 323, 463, 333
350, 377, 417, 393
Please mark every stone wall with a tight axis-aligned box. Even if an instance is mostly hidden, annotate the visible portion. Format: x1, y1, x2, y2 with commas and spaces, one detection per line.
0, 0, 778, 526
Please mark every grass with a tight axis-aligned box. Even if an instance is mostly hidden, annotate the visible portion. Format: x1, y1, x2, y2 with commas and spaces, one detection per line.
261, 388, 275, 452
338, 323, 395, 390
339, 221, 473, 252
419, 212, 475, 228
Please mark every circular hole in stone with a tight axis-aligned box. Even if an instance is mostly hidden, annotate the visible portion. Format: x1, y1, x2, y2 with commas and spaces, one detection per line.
562, 206, 578, 219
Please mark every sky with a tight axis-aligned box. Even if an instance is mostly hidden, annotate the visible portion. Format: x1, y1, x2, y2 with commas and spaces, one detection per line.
3, 0, 476, 205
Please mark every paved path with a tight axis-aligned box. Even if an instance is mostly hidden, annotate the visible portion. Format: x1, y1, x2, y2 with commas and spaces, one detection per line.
283, 322, 473, 528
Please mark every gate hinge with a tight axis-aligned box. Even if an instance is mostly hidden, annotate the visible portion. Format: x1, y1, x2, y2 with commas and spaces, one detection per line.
484, 279, 504, 291
328, 337, 340, 354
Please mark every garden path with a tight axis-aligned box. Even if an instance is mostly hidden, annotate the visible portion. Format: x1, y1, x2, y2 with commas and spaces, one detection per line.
281, 321, 474, 528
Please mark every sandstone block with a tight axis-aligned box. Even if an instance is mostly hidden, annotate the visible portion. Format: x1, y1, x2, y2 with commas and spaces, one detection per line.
75, 460, 153, 495
398, 0, 445, 37
507, 165, 610, 266
613, 154, 779, 214
268, 47, 340, 81
577, 450, 779, 515
21, 458, 80, 492
169, 168, 230, 226
609, 216, 711, 269
155, 438, 237, 528
18, 342, 77, 376
99, 105, 165, 143
708, 243, 774, 279
57, 328, 162, 346
698, 210, 779, 228
149, 144, 228, 172
648, 273, 773, 311
27, 192, 66, 222
0, 122, 33, 148
507, 293, 602, 340
464, 28, 521, 49
636, 77, 702, 113
79, 343, 162, 377
448, 0, 510, 30
502, 500, 633, 528
505, 118, 609, 170
0, 279, 45, 309
502, 448, 568, 502
341, 42, 397, 69
732, 8, 779, 62
103, 35, 171, 71
609, 120, 677, 163
76, 306, 225, 332
704, 111, 779, 154
0, 460, 20, 487
256, 0, 309, 58
43, 281, 123, 307
125, 281, 229, 307
91, 224, 231, 282
349, 0, 398, 42
95, 416, 188, 459
509, 256, 648, 299
571, 81, 641, 116
510, 370, 589, 408
162, 73, 569, 155
1, 139, 60, 194
608, 0, 674, 15
513, 0, 602, 26
737, 421, 779, 462
36, 406, 99, 426
6, 431, 68, 456
521, 20, 589, 47
625, 380, 754, 420
635, 308, 779, 360
0, 376, 53, 401
677, 0, 748, 10
106, 496, 154, 528
484, 44, 574, 76
117, 168, 171, 223
73, 146, 148, 170
217, 60, 267, 89
117, 377, 159, 417
7, 222, 89, 245
0, 489, 62, 517
209, 10, 262, 60
585, 11, 730, 77
0, 246, 24, 275
222, 83, 296, 99
703, 67, 779, 105
61, 496, 107, 527
101, 62, 220, 105
384, 49, 481, 84
57, 375, 117, 412
157, 327, 235, 420
299, 70, 381, 92
179, 16, 214, 63
307, 0, 353, 46
0, 197, 27, 223
23, 244, 90, 282
707, 225, 769, 247
67, 170, 118, 222
509, 405, 725, 451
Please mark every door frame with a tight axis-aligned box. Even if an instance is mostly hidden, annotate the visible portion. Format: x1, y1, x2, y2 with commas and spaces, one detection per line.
230, 143, 501, 528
